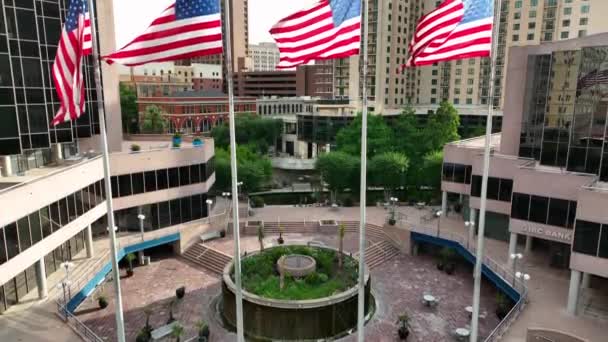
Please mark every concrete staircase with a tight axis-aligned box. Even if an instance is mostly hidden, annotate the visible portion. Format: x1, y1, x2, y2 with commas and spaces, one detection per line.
182, 243, 232, 275
256, 221, 318, 235
357, 240, 401, 270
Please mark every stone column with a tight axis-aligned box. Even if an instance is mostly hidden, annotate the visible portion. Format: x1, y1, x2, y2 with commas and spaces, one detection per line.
524, 235, 533, 254
469, 209, 477, 241
85, 225, 94, 258
1, 156, 13, 177
581, 273, 591, 289
35, 259, 48, 299
567, 270, 582, 315
51, 143, 63, 163
441, 191, 448, 216
507, 233, 517, 267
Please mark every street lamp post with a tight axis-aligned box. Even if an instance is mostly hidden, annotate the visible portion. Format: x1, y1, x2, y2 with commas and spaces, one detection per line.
465, 221, 475, 250
389, 197, 398, 223
137, 214, 146, 265
510, 253, 523, 286
436, 210, 443, 237
237, 182, 243, 198
137, 214, 146, 242
57, 261, 74, 320
515, 271, 531, 292
206, 199, 213, 223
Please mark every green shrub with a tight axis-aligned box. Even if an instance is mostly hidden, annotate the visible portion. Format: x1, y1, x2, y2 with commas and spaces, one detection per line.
251, 196, 264, 208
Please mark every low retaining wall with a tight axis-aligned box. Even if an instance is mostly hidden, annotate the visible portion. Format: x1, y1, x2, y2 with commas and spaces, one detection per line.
527, 328, 589, 342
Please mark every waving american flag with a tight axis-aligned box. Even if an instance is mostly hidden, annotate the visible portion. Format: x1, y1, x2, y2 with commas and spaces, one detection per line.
104, 0, 222, 66
405, 0, 494, 67
270, 0, 361, 69
51, 0, 92, 126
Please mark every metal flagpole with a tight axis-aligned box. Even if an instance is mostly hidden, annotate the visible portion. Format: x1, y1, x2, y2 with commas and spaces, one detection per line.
357, 0, 370, 339
86, 0, 126, 341
223, 0, 245, 340
470, 0, 502, 341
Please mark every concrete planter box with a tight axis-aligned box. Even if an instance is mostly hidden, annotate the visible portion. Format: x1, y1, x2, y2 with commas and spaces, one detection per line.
318, 220, 338, 230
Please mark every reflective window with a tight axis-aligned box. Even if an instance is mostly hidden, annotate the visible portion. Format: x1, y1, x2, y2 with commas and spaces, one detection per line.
511, 193, 530, 220
157, 169, 169, 190
168, 168, 179, 188
573, 220, 600, 255
529, 195, 549, 224
547, 198, 569, 227
131, 172, 144, 195
118, 175, 132, 197
144, 171, 157, 192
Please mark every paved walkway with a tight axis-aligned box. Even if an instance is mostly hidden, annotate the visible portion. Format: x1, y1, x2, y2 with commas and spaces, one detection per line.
78, 232, 499, 341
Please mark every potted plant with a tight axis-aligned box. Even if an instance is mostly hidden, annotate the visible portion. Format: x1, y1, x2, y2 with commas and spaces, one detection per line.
396, 314, 410, 340
172, 132, 182, 148
388, 217, 397, 226
176, 286, 186, 299
171, 323, 185, 342
495, 292, 511, 320
277, 225, 284, 245
257, 224, 265, 251
98, 295, 108, 309
193, 137, 203, 147
130, 144, 141, 152
125, 253, 137, 277
196, 321, 210, 342
438, 247, 456, 274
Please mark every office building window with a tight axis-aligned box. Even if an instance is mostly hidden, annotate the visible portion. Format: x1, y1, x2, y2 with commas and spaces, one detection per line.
573, 220, 600, 256
470, 176, 512, 202
512, 35, 519, 42
562, 19, 570, 27
527, 33, 534, 40
578, 30, 587, 38
579, 18, 588, 25
581, 5, 589, 14
560, 31, 569, 39
442, 163, 472, 184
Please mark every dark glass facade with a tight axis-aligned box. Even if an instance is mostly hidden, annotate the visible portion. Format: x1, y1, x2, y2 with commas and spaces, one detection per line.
0, 178, 104, 267
110, 158, 215, 198
114, 194, 209, 233
470, 175, 513, 202
511, 192, 576, 229
442, 163, 472, 184
0, 0, 100, 156
573, 220, 608, 258
0, 227, 88, 314
519, 46, 608, 181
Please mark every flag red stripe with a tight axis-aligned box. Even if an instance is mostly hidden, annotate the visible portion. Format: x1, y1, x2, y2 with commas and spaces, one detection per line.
277, 35, 360, 64
277, 22, 361, 53
270, 11, 332, 35
274, 22, 335, 44
106, 34, 222, 59
417, 37, 491, 58
276, 1, 329, 23
125, 20, 221, 46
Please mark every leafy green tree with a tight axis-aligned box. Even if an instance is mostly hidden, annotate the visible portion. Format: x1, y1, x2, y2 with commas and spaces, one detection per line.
141, 105, 167, 134
335, 113, 394, 158
462, 124, 487, 139
212, 114, 283, 154
422, 101, 460, 152
315, 152, 358, 204
119, 83, 139, 134
393, 108, 424, 162
213, 145, 272, 193
419, 150, 443, 193
368, 152, 409, 199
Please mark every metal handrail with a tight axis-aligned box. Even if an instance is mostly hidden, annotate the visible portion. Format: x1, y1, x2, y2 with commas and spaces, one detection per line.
55, 300, 104, 342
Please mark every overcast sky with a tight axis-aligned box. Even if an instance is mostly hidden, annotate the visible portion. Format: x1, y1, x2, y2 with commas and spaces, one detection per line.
113, 0, 312, 48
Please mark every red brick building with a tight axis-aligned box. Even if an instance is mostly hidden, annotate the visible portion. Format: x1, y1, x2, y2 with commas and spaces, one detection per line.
137, 90, 257, 133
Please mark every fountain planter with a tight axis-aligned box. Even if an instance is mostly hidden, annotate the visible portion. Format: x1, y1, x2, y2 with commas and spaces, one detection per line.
221, 247, 372, 341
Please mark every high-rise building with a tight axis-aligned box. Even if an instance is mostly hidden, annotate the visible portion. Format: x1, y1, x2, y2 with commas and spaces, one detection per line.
249, 42, 280, 71
332, 0, 608, 115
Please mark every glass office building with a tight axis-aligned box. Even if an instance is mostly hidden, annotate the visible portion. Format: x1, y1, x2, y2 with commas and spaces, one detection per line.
0, 0, 100, 157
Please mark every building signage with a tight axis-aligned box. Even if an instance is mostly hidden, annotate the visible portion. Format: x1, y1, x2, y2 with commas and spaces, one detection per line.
520, 225, 573, 244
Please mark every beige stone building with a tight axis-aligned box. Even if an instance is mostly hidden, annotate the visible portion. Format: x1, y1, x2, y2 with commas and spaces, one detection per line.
328, 0, 608, 115
249, 42, 281, 71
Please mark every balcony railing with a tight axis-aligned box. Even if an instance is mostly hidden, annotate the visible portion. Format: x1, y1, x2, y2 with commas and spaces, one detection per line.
55, 301, 104, 342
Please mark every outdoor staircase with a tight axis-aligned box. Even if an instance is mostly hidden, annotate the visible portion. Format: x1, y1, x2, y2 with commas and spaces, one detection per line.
182, 243, 232, 275
258, 221, 318, 234
356, 240, 401, 270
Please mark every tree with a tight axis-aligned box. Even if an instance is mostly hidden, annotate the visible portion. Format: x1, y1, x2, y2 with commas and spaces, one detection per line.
368, 152, 409, 200
422, 101, 460, 153
141, 105, 167, 134
338, 223, 345, 269
213, 145, 273, 193
315, 152, 358, 204
335, 113, 395, 158
119, 83, 139, 134
393, 108, 424, 162
419, 150, 443, 194
212, 114, 283, 154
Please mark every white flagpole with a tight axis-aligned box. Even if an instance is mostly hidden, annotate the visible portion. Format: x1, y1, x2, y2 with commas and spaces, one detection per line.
470, 0, 501, 341
86, 0, 126, 341
223, 0, 245, 340
357, 0, 369, 339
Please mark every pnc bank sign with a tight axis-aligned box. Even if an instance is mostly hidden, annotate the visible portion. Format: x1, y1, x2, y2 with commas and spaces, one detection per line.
520, 225, 573, 244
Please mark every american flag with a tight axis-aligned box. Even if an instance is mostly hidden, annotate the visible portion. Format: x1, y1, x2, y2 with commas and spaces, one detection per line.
404, 0, 494, 67
50, 0, 92, 126
104, 0, 222, 66
270, 0, 361, 69
578, 69, 608, 90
